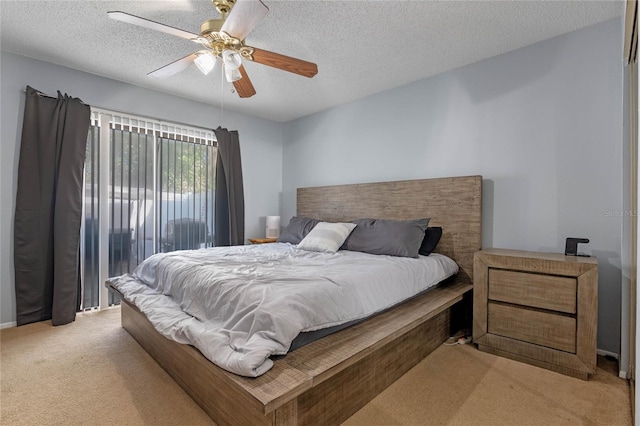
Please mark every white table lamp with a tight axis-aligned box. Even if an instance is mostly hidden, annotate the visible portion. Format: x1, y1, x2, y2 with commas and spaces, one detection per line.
266, 216, 280, 238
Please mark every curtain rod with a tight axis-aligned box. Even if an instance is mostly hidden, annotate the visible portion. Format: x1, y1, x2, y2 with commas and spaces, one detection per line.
20, 88, 218, 132
21, 88, 90, 107
21, 88, 57, 99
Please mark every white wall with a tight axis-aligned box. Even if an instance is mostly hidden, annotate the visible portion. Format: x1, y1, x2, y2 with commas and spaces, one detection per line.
0, 51, 283, 326
282, 18, 624, 354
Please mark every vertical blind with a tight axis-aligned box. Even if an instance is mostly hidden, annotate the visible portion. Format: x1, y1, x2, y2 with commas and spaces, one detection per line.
81, 110, 217, 310
625, 0, 638, 64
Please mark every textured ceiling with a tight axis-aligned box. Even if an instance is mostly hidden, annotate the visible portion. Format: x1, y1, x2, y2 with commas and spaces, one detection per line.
1, 1, 624, 123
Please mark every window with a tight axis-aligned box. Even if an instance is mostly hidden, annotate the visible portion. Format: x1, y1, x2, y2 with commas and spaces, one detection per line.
81, 110, 216, 310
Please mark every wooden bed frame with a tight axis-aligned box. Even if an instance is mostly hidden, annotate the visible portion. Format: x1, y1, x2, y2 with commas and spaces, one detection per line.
111, 175, 482, 425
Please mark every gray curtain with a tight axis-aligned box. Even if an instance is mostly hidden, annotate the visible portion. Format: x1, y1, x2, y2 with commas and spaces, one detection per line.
14, 86, 91, 326
214, 127, 245, 246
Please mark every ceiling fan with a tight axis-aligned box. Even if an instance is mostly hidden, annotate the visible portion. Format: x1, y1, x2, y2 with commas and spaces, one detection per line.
108, 0, 318, 98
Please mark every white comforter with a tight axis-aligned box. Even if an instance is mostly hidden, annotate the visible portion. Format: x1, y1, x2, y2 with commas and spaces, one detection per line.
107, 243, 458, 377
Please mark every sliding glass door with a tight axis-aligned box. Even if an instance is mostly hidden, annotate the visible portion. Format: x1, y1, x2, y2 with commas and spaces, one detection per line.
80, 111, 216, 310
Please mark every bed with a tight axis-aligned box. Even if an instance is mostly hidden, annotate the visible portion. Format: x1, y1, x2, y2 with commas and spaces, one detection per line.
108, 175, 482, 425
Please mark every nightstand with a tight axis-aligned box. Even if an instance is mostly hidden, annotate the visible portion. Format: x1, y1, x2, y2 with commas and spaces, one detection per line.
248, 237, 278, 244
473, 248, 598, 380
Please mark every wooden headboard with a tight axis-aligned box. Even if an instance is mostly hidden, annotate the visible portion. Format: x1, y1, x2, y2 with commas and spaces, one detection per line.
297, 175, 482, 284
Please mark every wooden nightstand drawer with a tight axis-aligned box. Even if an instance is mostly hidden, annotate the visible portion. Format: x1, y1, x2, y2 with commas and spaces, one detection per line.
488, 269, 576, 314
487, 303, 576, 353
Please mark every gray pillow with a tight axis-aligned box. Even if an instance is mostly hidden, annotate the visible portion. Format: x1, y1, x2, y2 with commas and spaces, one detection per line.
342, 218, 430, 258
277, 216, 320, 244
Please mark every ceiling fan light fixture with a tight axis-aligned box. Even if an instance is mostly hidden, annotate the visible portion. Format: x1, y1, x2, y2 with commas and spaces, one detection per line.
222, 49, 242, 70
225, 66, 242, 82
194, 52, 217, 75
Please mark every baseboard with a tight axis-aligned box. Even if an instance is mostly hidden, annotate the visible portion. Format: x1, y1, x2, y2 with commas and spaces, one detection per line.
0, 307, 117, 329
597, 348, 620, 360
0, 321, 17, 329
595, 349, 630, 379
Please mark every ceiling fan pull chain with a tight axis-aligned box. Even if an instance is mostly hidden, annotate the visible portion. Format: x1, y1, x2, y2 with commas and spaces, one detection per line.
220, 63, 224, 123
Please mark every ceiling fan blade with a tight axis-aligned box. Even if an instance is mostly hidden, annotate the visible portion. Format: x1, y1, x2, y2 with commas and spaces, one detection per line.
249, 48, 318, 78
221, 0, 269, 40
147, 51, 204, 78
233, 65, 257, 98
108, 11, 200, 41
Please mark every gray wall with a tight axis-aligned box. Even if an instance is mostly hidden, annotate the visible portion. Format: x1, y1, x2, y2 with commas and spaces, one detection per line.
0, 51, 284, 326
1, 19, 627, 354
282, 18, 624, 354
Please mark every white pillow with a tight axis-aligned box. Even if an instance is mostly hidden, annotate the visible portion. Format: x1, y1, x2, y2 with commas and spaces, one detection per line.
297, 222, 357, 253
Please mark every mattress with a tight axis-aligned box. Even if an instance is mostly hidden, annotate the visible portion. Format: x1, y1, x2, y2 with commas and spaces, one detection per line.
106, 243, 458, 377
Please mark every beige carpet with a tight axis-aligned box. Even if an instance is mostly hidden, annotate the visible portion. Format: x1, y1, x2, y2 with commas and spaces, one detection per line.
0, 307, 632, 426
